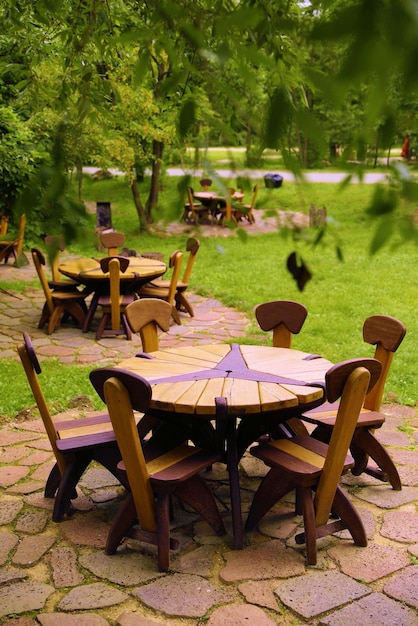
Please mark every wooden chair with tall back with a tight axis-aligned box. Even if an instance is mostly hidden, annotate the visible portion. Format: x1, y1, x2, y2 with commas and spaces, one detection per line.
126, 298, 171, 353
184, 187, 206, 224
199, 177, 212, 190
235, 184, 258, 224
31, 248, 88, 334
44, 235, 80, 291
95, 256, 135, 340
149, 238, 200, 318
99, 230, 126, 256
18, 333, 121, 522
0, 214, 9, 235
248, 300, 311, 444
0, 213, 26, 264
89, 367, 226, 571
301, 315, 406, 490
255, 300, 308, 349
137, 250, 183, 324
246, 357, 382, 565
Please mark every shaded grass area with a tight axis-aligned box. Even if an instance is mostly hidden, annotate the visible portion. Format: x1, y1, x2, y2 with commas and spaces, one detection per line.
2, 176, 416, 417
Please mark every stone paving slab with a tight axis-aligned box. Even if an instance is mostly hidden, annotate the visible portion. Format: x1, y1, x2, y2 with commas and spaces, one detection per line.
319, 592, 418, 626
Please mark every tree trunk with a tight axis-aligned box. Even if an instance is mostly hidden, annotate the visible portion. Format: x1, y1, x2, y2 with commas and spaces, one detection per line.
145, 140, 164, 220
130, 178, 150, 231
76, 159, 83, 202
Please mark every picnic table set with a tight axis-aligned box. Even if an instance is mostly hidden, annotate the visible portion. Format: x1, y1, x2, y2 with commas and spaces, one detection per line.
1, 194, 407, 572
15, 241, 406, 571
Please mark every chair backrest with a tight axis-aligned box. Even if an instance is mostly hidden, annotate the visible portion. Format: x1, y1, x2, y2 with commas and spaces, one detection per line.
18, 333, 66, 475
0, 214, 9, 235
126, 299, 171, 352
362, 315, 406, 411
89, 367, 156, 533
166, 250, 183, 306
44, 235, 66, 282
16, 213, 26, 257
200, 178, 212, 190
255, 300, 308, 348
31, 248, 54, 314
314, 357, 382, 527
182, 237, 200, 285
100, 256, 129, 331
186, 187, 200, 220
250, 184, 259, 209
100, 231, 126, 256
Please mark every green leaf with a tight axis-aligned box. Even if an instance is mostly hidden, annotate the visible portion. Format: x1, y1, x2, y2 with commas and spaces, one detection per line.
178, 100, 196, 139
263, 87, 293, 150
370, 216, 394, 255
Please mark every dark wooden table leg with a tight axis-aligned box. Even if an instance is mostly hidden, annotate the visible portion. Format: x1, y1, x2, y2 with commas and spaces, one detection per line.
215, 397, 243, 549
83, 292, 99, 332
226, 415, 243, 549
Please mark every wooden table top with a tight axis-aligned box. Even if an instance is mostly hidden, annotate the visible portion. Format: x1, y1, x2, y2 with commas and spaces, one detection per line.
59, 256, 166, 283
116, 343, 332, 418
194, 191, 244, 202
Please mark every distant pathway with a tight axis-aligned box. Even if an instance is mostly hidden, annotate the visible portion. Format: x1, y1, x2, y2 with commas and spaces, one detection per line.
83, 166, 389, 184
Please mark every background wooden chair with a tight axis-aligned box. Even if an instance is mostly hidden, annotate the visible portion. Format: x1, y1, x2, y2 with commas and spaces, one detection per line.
150, 238, 200, 318
255, 299, 308, 349
126, 298, 171, 353
246, 299, 311, 444
0, 214, 9, 235
235, 184, 258, 224
199, 177, 212, 190
95, 256, 135, 340
31, 248, 87, 334
18, 333, 120, 522
301, 315, 407, 490
99, 230, 126, 256
89, 367, 225, 571
246, 357, 382, 565
137, 250, 183, 324
44, 235, 80, 291
184, 187, 206, 224
0, 213, 26, 264
217, 188, 239, 225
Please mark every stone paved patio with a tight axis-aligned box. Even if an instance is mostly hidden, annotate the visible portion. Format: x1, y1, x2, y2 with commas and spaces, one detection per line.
0, 254, 417, 625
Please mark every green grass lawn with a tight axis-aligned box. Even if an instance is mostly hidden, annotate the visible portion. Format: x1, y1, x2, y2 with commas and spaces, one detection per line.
1, 174, 416, 417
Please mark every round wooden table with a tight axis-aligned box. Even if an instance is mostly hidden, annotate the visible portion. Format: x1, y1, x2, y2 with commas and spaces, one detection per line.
59, 256, 166, 332
113, 343, 332, 547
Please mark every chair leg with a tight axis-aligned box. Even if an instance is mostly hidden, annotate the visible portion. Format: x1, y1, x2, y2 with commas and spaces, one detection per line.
157, 493, 171, 572
175, 292, 194, 317
64, 301, 86, 328
171, 305, 181, 325
331, 485, 367, 547
299, 486, 317, 565
121, 313, 132, 340
38, 303, 50, 329
350, 428, 402, 490
106, 492, 138, 554
245, 469, 295, 531
45, 462, 62, 498
175, 475, 226, 536
52, 453, 92, 522
96, 312, 109, 340
47, 305, 64, 334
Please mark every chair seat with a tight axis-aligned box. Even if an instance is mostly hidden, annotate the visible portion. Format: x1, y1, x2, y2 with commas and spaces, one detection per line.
149, 279, 186, 291
251, 435, 354, 483
48, 279, 81, 291
117, 443, 221, 486
97, 294, 135, 307
302, 402, 386, 429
